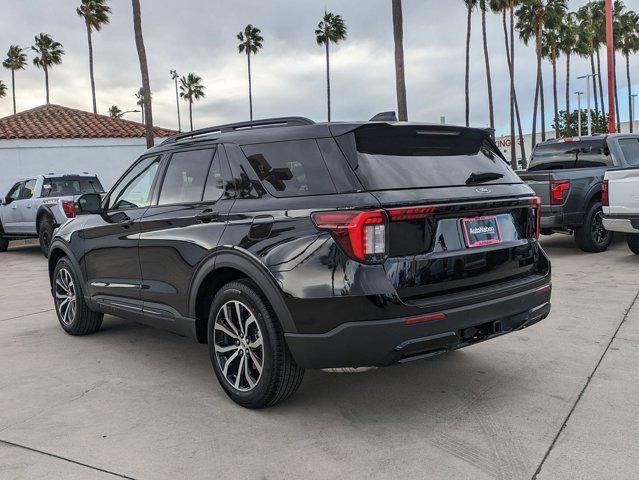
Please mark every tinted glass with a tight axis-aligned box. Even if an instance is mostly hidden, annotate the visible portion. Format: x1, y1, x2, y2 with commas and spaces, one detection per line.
109, 156, 161, 210
42, 176, 104, 197
203, 150, 225, 202
7, 182, 22, 202
159, 149, 214, 205
529, 140, 612, 171
241, 140, 336, 197
343, 125, 519, 190
619, 138, 639, 166
20, 179, 36, 199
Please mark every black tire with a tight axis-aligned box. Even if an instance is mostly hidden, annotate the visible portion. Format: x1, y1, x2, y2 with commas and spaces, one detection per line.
0, 234, 7, 253
53, 257, 103, 335
627, 234, 639, 255
207, 279, 304, 408
38, 217, 54, 258
574, 202, 614, 253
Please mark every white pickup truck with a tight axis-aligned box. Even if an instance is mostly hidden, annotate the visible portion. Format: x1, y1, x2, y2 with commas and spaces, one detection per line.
602, 137, 639, 254
0, 174, 104, 256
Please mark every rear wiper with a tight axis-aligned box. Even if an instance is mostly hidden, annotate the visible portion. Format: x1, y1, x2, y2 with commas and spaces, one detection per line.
465, 172, 504, 184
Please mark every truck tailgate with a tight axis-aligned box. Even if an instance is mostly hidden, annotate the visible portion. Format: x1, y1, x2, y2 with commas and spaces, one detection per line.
606, 168, 639, 215
518, 172, 551, 205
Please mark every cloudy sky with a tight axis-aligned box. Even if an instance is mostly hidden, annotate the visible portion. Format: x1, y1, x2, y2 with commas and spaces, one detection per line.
0, 0, 637, 136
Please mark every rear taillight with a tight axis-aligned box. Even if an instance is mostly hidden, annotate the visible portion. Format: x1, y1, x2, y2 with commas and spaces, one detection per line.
311, 210, 388, 263
61, 200, 76, 218
602, 179, 609, 207
550, 180, 570, 206
529, 197, 541, 239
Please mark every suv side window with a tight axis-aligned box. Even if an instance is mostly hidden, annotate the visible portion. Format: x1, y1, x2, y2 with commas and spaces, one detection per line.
19, 179, 36, 200
241, 140, 336, 197
5, 182, 23, 204
203, 149, 225, 202
108, 156, 161, 210
619, 138, 639, 166
158, 148, 214, 205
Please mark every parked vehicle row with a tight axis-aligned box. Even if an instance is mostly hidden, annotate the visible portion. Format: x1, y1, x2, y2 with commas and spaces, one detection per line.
41, 116, 551, 408
0, 174, 104, 256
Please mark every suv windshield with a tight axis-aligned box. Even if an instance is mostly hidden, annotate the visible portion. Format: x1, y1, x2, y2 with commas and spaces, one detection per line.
42, 176, 104, 197
339, 125, 519, 190
528, 139, 612, 171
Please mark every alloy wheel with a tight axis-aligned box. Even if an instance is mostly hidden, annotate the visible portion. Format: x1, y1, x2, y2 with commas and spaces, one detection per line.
592, 210, 610, 246
213, 300, 264, 392
55, 268, 77, 326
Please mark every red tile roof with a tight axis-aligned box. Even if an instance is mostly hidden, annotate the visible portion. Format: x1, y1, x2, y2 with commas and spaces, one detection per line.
0, 104, 177, 140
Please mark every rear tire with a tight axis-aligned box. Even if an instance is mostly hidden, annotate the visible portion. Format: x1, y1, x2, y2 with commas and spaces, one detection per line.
627, 234, 639, 255
574, 202, 614, 253
208, 279, 304, 408
38, 217, 54, 258
53, 257, 103, 335
0, 235, 7, 252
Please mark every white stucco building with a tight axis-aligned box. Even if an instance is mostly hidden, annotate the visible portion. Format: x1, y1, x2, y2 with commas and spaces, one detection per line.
0, 104, 176, 196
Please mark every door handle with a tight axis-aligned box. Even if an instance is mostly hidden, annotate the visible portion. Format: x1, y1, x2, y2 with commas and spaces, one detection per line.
195, 209, 220, 223
118, 216, 134, 227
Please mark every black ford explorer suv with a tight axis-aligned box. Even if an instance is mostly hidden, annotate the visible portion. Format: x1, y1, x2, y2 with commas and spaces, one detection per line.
48, 117, 551, 408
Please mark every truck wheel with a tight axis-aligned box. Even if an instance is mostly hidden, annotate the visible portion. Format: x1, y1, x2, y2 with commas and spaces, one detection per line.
0, 235, 8, 252
627, 234, 639, 255
574, 202, 614, 253
53, 257, 103, 335
208, 279, 305, 409
38, 217, 54, 258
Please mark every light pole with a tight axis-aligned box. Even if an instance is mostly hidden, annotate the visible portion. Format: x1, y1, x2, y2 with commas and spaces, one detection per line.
575, 91, 584, 137
631, 93, 637, 133
578, 73, 598, 136
170, 69, 181, 132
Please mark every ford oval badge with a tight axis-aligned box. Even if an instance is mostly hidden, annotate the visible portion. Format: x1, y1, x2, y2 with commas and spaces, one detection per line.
475, 187, 492, 194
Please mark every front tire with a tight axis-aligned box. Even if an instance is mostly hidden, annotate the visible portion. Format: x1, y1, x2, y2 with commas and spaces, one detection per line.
53, 257, 103, 335
627, 234, 639, 255
574, 202, 614, 253
207, 280, 304, 408
39, 217, 54, 258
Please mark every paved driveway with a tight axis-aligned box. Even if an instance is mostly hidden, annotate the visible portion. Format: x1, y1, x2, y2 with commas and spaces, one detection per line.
1, 235, 638, 480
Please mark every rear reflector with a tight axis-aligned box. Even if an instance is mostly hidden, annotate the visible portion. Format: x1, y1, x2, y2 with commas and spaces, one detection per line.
61, 200, 76, 218
536, 284, 552, 294
550, 180, 570, 206
405, 312, 446, 325
387, 205, 437, 221
602, 179, 609, 207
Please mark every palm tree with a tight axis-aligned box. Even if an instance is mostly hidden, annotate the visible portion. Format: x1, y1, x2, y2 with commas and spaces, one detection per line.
237, 24, 263, 122
619, 10, 639, 132
558, 12, 578, 116
108, 105, 122, 118
462, 0, 478, 127
179, 73, 206, 131
131, 0, 153, 148
542, 27, 561, 137
77, 0, 111, 114
31, 33, 65, 105
392, 0, 408, 121
2, 45, 27, 114
479, 0, 495, 131
612, 0, 627, 132
0, 80, 6, 100
576, 4, 601, 116
315, 11, 347, 122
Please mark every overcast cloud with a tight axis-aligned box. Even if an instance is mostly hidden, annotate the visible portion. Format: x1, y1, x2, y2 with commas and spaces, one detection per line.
0, 0, 637, 136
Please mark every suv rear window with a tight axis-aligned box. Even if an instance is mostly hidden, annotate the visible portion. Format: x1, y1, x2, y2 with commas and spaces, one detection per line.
338, 125, 519, 190
241, 140, 336, 197
529, 139, 613, 171
42, 176, 104, 197
619, 138, 639, 166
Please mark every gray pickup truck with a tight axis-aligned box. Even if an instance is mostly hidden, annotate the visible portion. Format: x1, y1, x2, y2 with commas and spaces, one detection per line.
519, 134, 639, 252
0, 174, 104, 256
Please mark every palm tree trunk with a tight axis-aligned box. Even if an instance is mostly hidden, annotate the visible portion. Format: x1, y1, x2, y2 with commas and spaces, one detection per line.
132, 0, 154, 148
189, 100, 193, 131
325, 39, 331, 122
552, 53, 559, 137
531, 30, 541, 147
596, 48, 606, 117
86, 23, 97, 114
510, 3, 526, 165
247, 51, 253, 122
502, 10, 516, 167
481, 5, 494, 132
613, 52, 620, 132
590, 53, 600, 115
627, 53, 633, 133
565, 52, 571, 116
540, 57, 546, 141
392, 0, 408, 121
465, 3, 472, 127
44, 66, 50, 104
11, 69, 16, 114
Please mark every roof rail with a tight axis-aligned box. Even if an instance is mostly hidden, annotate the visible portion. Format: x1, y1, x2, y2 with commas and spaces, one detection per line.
161, 116, 315, 145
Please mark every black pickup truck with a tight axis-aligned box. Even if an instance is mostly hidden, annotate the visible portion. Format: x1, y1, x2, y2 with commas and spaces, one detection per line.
519, 134, 639, 252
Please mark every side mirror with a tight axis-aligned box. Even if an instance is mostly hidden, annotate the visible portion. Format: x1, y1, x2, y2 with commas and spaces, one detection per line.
75, 193, 103, 215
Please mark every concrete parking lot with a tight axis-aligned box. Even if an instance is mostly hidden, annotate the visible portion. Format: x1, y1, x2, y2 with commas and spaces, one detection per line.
0, 235, 638, 480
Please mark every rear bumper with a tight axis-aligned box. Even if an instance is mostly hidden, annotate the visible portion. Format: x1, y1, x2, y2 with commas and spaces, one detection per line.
602, 215, 639, 234
285, 284, 551, 369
